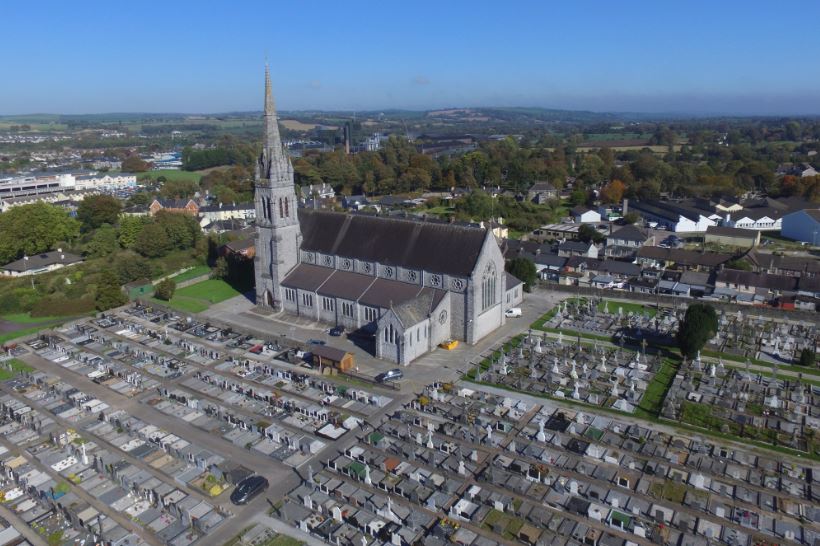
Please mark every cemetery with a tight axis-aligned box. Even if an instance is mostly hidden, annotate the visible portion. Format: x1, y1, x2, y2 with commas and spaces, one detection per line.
281, 384, 818, 546
662, 353, 820, 455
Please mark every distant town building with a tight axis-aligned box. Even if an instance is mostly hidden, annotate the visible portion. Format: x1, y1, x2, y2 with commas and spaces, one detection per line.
527, 181, 558, 204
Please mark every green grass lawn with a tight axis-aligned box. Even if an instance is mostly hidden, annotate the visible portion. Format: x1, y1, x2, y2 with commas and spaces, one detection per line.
138, 169, 204, 183
169, 265, 211, 283
636, 358, 680, 419
0, 358, 34, 380
598, 299, 657, 318
149, 279, 241, 314
1, 313, 63, 324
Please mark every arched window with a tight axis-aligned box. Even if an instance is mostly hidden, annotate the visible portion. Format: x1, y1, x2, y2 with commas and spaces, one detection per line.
278, 198, 284, 218
284, 197, 289, 218
481, 262, 497, 311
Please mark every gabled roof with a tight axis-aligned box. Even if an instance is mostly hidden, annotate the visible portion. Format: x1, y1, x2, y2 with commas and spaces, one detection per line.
391, 289, 446, 328
2, 250, 83, 271
636, 246, 733, 268
505, 272, 523, 289
298, 209, 488, 277
559, 241, 592, 253
716, 269, 798, 291
608, 224, 649, 243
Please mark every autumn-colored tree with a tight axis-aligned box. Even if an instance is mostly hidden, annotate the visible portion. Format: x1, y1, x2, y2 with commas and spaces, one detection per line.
599, 179, 626, 204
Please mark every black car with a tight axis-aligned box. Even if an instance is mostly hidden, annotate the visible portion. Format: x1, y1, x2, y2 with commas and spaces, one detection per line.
376, 368, 403, 383
306, 339, 326, 346
230, 475, 269, 505
329, 325, 345, 337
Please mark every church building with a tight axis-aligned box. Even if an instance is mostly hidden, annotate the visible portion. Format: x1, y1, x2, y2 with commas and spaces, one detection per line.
254, 68, 523, 365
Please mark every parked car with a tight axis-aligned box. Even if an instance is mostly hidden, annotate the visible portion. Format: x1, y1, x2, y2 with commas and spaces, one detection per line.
329, 325, 345, 337
504, 307, 522, 318
376, 368, 403, 383
306, 339, 326, 346
230, 475, 268, 505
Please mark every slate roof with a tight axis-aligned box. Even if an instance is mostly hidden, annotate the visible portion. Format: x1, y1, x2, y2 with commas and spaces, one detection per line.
716, 270, 799, 291
2, 250, 83, 272
315, 269, 376, 301
392, 290, 442, 327
529, 181, 556, 192
280, 263, 335, 292
637, 247, 733, 268
559, 241, 593, 253
706, 225, 759, 238
312, 345, 351, 362
298, 209, 488, 277
359, 278, 426, 308
505, 272, 523, 289
608, 224, 649, 243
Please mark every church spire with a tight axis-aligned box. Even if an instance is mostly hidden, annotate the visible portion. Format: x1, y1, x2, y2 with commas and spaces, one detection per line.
259, 64, 290, 181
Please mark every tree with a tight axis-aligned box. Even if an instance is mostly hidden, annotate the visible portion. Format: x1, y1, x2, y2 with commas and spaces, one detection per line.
506, 257, 537, 293
0, 203, 80, 264
676, 303, 718, 358
599, 179, 626, 204
76, 195, 122, 231
118, 216, 147, 249
725, 258, 752, 271
797, 348, 816, 367
134, 222, 172, 258
213, 256, 229, 279
84, 225, 119, 257
622, 212, 641, 225
122, 155, 151, 172
578, 224, 604, 244
154, 278, 176, 301
95, 270, 127, 311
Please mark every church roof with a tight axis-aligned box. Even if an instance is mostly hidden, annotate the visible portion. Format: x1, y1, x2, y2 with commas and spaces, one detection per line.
298, 209, 487, 277
393, 290, 438, 327
359, 278, 426, 308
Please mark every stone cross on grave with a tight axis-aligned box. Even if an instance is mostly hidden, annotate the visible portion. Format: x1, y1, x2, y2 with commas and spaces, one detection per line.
537, 420, 546, 442
611, 379, 619, 397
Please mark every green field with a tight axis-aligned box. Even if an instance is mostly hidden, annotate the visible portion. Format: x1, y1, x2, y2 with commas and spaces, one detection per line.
0, 359, 34, 380
169, 265, 211, 283
598, 299, 657, 318
149, 279, 241, 314
138, 169, 205, 183
2, 313, 63, 324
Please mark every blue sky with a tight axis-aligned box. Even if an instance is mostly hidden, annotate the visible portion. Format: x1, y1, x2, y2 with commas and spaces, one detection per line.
3, 0, 820, 115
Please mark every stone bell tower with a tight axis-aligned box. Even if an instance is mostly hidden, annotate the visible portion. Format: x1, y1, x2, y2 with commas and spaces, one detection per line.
254, 66, 301, 309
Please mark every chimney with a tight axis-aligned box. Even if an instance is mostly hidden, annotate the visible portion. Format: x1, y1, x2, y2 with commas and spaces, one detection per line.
622, 198, 629, 217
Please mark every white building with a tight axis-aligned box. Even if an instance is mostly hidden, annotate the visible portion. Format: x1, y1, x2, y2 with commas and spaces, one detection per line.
1, 250, 83, 277
74, 173, 137, 191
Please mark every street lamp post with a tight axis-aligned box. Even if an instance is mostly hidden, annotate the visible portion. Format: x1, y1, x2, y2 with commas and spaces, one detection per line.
23, 255, 33, 289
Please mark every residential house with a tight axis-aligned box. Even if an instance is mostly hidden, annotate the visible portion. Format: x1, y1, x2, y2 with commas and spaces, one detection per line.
704, 226, 761, 248
199, 202, 255, 223
558, 241, 598, 259
744, 251, 820, 277
635, 247, 733, 271
781, 209, 820, 245
149, 198, 199, 216
527, 181, 559, 204
1, 250, 83, 277
300, 183, 335, 203
605, 225, 652, 258
714, 270, 799, 303
340, 195, 365, 210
